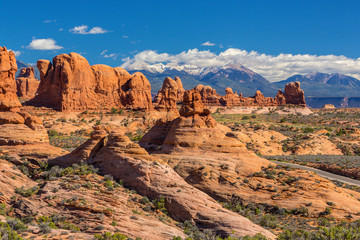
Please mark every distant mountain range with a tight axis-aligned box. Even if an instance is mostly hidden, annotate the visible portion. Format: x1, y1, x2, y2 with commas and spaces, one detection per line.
124, 60, 360, 98
274, 72, 360, 97
125, 61, 279, 96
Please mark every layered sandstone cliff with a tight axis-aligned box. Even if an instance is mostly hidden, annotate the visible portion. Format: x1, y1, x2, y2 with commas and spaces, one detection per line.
32, 53, 153, 111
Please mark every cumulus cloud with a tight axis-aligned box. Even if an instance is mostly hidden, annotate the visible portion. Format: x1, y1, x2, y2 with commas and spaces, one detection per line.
27, 38, 63, 50
121, 48, 360, 81
69, 25, 109, 34
201, 41, 216, 46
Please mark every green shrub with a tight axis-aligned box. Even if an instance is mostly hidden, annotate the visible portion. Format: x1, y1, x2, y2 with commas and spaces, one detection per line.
48, 129, 59, 137
15, 186, 39, 197
0, 222, 24, 240
94, 232, 129, 240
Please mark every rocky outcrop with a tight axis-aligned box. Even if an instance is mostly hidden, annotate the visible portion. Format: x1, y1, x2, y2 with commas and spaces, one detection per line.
31, 53, 153, 111
194, 84, 221, 106
197, 82, 306, 107
141, 91, 360, 222
174, 77, 185, 102
220, 87, 241, 106
52, 126, 275, 239
154, 76, 185, 111
0, 111, 48, 145
155, 77, 179, 111
322, 104, 336, 109
0, 46, 21, 111
16, 67, 40, 100
274, 89, 286, 105
284, 81, 306, 106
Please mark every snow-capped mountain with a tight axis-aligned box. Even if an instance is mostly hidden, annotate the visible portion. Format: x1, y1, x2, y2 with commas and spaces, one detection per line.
123, 61, 279, 96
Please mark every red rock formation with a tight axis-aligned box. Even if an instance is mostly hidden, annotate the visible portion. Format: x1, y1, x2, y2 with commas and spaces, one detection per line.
198, 82, 305, 107
174, 77, 185, 102
194, 84, 221, 106
123, 72, 153, 110
32, 53, 153, 111
155, 77, 179, 111
52, 126, 275, 239
220, 87, 241, 106
0, 46, 21, 111
274, 89, 286, 105
284, 81, 306, 106
16, 67, 40, 100
154, 76, 185, 110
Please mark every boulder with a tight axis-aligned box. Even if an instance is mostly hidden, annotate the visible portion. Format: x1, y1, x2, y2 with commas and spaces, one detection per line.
0, 46, 21, 111
16, 67, 40, 100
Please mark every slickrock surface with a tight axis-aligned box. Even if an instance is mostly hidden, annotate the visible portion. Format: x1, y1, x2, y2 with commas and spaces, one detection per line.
16, 67, 39, 100
31, 53, 153, 111
0, 46, 21, 111
51, 126, 275, 239
0, 158, 186, 240
140, 90, 360, 221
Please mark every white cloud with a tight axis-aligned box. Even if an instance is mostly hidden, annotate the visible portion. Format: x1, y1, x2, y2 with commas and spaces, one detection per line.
9, 49, 21, 57
27, 38, 63, 50
69, 25, 109, 34
43, 20, 57, 23
100, 49, 118, 59
121, 48, 360, 81
104, 53, 118, 60
122, 35, 129, 38
201, 41, 216, 46
59, 28, 64, 31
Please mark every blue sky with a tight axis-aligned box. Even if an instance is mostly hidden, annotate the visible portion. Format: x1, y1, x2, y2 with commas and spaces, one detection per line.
2, 0, 360, 81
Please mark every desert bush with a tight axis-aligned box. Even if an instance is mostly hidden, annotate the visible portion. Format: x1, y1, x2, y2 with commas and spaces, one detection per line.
15, 186, 39, 197
0, 222, 24, 240
94, 232, 129, 240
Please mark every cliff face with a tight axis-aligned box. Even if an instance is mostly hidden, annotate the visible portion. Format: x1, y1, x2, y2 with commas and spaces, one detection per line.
0, 46, 21, 111
33, 53, 153, 111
